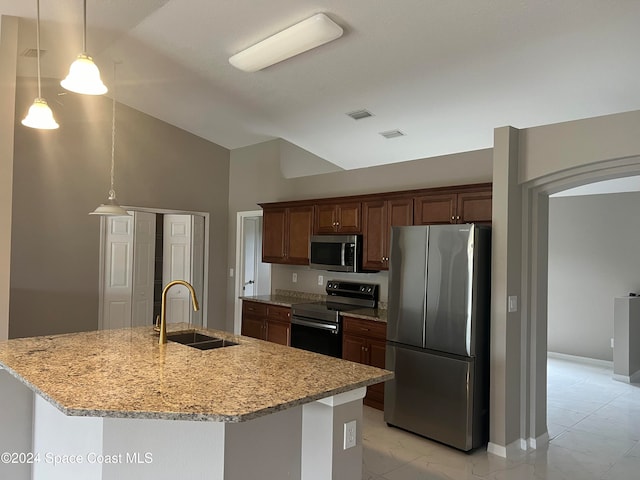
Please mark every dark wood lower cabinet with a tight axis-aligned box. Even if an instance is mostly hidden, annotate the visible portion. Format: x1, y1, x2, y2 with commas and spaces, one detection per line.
342, 316, 387, 410
241, 300, 291, 346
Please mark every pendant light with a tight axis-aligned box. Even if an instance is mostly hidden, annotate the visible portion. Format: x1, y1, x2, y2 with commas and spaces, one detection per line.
90, 63, 129, 217
61, 0, 107, 95
22, 0, 59, 130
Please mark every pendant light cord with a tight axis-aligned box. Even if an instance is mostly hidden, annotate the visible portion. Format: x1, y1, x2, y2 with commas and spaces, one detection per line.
82, 0, 87, 53
36, 0, 42, 98
109, 62, 117, 199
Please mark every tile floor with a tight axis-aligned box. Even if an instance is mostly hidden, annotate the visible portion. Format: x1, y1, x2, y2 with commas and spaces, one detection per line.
362, 355, 640, 479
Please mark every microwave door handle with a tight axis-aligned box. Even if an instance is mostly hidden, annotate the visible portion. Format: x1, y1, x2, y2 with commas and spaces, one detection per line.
341, 243, 346, 266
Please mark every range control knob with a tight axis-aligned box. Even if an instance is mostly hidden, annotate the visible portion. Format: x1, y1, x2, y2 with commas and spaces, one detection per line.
366, 286, 373, 293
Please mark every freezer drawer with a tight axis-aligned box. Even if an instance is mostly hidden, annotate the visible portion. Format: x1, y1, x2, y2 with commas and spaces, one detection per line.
384, 344, 488, 451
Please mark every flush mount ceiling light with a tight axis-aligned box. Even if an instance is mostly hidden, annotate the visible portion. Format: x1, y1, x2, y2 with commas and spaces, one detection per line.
90, 63, 129, 217
22, 0, 59, 130
229, 13, 343, 72
61, 0, 107, 95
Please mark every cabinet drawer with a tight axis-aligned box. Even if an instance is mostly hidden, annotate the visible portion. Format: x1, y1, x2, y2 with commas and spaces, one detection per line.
242, 300, 267, 317
266, 304, 291, 323
343, 316, 387, 340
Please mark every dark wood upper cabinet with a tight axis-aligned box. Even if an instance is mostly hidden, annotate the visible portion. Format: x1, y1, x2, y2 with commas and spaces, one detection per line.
456, 190, 492, 224
314, 202, 361, 234
414, 185, 492, 225
260, 183, 491, 266
362, 198, 413, 270
413, 193, 457, 225
262, 205, 313, 264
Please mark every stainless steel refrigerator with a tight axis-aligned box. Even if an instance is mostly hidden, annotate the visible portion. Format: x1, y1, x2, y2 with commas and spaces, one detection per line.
384, 224, 491, 451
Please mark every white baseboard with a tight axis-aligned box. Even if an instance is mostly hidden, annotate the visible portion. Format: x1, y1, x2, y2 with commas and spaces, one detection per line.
528, 431, 549, 449
613, 369, 640, 384
547, 351, 613, 368
488, 432, 549, 458
487, 438, 525, 458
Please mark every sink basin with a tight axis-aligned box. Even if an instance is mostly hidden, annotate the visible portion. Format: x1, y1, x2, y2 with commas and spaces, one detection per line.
166, 330, 238, 350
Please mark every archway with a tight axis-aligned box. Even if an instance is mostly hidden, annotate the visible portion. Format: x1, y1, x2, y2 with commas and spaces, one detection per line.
522, 155, 640, 451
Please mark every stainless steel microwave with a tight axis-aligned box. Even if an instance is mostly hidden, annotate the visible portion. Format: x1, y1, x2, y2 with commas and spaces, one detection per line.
309, 235, 362, 272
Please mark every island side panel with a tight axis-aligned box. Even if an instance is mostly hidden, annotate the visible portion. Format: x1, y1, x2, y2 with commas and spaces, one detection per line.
0, 370, 33, 480
224, 406, 302, 479
102, 417, 225, 480
32, 395, 103, 480
302, 388, 366, 480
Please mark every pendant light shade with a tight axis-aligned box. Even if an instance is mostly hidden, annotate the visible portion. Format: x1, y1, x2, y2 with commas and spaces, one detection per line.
22, 0, 59, 130
61, 0, 107, 95
90, 63, 129, 217
22, 98, 59, 129
61, 53, 107, 95
89, 192, 129, 216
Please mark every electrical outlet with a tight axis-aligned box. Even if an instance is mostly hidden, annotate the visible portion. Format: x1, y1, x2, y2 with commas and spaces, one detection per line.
611, 337, 614, 348
318, 275, 324, 286
292, 273, 297, 283
229, 268, 234, 278
343, 420, 356, 450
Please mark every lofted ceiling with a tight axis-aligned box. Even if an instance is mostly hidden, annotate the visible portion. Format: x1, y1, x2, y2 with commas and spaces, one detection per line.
3, 0, 640, 170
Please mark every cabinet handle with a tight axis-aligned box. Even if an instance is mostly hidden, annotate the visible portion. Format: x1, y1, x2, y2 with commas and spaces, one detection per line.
456, 215, 460, 220
451, 216, 455, 220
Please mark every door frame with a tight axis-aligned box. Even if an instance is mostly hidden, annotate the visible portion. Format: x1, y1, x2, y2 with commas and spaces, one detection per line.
234, 210, 270, 334
98, 206, 210, 330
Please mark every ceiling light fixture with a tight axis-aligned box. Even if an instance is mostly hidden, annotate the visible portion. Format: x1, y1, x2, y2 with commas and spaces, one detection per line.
90, 63, 129, 217
61, 0, 107, 95
229, 13, 343, 72
22, 0, 59, 130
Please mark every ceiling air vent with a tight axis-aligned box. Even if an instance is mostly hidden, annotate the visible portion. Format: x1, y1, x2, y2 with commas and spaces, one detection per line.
346, 109, 373, 120
21, 48, 46, 58
379, 129, 405, 139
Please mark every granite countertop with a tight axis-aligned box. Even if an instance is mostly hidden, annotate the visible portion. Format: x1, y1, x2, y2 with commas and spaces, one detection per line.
0, 325, 392, 423
241, 290, 388, 323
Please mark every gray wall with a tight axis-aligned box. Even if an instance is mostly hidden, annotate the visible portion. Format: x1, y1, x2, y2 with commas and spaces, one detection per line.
227, 143, 493, 330
0, 15, 18, 341
9, 77, 230, 338
548, 192, 640, 361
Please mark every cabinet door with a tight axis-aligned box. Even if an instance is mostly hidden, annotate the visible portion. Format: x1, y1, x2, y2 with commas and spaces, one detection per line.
262, 208, 287, 262
286, 206, 314, 264
342, 334, 367, 364
362, 200, 387, 271
365, 340, 386, 409
413, 193, 456, 225
368, 339, 386, 369
265, 320, 290, 346
241, 316, 264, 340
456, 190, 492, 224
385, 198, 413, 267
336, 202, 361, 233
314, 204, 337, 234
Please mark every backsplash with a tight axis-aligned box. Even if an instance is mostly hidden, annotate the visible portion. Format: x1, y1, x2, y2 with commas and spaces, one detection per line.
271, 264, 389, 303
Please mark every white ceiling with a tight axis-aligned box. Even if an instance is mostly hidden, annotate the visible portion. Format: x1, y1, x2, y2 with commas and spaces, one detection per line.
4, 0, 640, 171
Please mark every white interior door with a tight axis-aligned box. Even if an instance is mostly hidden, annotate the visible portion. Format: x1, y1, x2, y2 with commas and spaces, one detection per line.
234, 211, 271, 334
242, 217, 258, 297
131, 212, 156, 327
102, 215, 134, 329
163, 214, 193, 324
190, 215, 205, 326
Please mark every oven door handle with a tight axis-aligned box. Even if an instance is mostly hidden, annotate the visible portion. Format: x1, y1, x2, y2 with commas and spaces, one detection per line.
291, 317, 340, 333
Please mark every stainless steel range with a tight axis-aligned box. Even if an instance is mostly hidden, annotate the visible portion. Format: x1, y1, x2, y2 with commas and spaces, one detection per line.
291, 280, 379, 358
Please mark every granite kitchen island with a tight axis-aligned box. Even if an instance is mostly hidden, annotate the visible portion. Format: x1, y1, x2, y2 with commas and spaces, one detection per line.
0, 325, 392, 480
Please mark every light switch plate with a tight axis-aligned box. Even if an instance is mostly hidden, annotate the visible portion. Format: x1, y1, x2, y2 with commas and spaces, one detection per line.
292, 273, 297, 283
318, 275, 324, 286
508, 295, 518, 313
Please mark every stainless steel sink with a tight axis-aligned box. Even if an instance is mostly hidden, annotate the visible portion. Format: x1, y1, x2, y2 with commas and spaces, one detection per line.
166, 330, 238, 350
